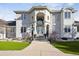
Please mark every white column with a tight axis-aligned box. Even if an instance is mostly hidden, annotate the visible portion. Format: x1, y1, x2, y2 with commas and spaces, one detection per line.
4, 27, 6, 39
34, 14, 37, 34
2, 27, 6, 39
16, 20, 22, 38
44, 14, 46, 34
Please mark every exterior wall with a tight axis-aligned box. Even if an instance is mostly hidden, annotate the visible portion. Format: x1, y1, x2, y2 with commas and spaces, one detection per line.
16, 20, 22, 38
49, 12, 62, 39
15, 7, 76, 39
0, 27, 6, 39
34, 9, 52, 36
53, 12, 61, 37
61, 9, 75, 38
0, 7, 76, 40
16, 12, 34, 38
45, 10, 52, 35
6, 26, 16, 38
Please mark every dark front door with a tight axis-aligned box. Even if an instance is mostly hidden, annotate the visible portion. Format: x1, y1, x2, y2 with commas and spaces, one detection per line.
46, 25, 49, 37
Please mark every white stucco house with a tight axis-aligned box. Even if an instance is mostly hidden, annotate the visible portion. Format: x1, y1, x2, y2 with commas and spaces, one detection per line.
0, 5, 79, 40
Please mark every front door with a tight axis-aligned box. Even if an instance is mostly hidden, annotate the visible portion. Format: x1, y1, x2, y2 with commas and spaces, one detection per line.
36, 13, 44, 37
37, 26, 43, 36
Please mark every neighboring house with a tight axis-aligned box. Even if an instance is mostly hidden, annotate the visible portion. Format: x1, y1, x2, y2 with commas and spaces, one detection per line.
6, 21, 16, 38
0, 19, 16, 39
0, 6, 78, 40
0, 19, 7, 39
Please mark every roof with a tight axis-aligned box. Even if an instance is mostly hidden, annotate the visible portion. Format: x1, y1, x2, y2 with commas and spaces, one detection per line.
73, 21, 79, 26
62, 7, 77, 13
14, 6, 77, 14
0, 19, 7, 27
14, 6, 59, 13
7, 21, 16, 26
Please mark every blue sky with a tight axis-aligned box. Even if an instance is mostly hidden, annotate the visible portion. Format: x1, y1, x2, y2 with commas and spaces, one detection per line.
0, 3, 79, 21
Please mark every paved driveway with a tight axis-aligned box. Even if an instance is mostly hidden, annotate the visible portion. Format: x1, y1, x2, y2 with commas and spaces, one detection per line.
0, 40, 72, 56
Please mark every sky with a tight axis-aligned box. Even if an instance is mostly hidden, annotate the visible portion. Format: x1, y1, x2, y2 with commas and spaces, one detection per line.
0, 3, 79, 21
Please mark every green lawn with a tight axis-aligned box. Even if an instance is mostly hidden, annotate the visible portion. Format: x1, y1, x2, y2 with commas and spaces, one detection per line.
53, 41, 79, 55
0, 41, 30, 50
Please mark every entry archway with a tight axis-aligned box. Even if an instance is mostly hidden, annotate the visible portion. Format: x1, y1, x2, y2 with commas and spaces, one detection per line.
36, 12, 45, 36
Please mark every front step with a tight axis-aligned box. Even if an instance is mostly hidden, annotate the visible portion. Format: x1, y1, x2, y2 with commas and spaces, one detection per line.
35, 36, 48, 41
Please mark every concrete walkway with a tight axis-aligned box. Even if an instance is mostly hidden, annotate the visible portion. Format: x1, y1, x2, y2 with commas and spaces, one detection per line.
0, 40, 72, 56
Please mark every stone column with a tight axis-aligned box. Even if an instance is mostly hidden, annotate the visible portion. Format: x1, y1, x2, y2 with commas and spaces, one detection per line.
34, 14, 37, 35
44, 14, 46, 34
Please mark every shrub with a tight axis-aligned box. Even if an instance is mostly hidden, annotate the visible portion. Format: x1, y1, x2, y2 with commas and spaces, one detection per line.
48, 31, 59, 43
23, 36, 32, 43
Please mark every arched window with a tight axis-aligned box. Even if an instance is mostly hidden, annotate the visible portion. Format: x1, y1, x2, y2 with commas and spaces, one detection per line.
47, 16, 49, 20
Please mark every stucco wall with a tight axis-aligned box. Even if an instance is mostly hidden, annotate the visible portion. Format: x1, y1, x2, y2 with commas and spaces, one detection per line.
15, 8, 76, 39
61, 9, 75, 38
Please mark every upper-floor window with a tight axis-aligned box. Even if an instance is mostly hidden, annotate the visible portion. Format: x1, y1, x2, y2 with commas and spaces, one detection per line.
47, 16, 49, 20
21, 13, 26, 20
65, 12, 71, 19
24, 14, 26, 20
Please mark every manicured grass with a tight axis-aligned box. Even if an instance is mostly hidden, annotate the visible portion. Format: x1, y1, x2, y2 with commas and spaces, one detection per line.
0, 41, 30, 50
52, 41, 79, 55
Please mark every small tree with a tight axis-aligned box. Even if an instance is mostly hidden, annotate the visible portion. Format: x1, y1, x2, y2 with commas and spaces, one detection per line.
49, 31, 59, 43
23, 32, 32, 43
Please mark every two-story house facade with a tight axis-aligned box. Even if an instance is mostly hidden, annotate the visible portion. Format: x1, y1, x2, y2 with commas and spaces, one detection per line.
14, 6, 77, 40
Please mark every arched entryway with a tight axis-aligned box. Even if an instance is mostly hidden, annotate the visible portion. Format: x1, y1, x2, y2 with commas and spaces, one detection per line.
36, 13, 45, 37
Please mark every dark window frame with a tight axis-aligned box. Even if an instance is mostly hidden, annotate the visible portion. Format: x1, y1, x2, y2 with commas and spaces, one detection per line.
21, 27, 26, 33
64, 26, 71, 33
65, 12, 71, 19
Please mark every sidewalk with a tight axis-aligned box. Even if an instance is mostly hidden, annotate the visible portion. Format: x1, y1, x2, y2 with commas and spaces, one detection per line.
0, 40, 71, 56
21, 40, 65, 56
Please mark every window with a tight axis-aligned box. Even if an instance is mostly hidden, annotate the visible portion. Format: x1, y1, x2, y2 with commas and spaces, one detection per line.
24, 27, 26, 32
0, 28, 4, 34
64, 26, 71, 33
21, 14, 23, 20
47, 16, 49, 20
65, 12, 67, 18
21, 27, 26, 33
64, 28, 67, 32
77, 26, 79, 32
32, 16, 33, 19
24, 14, 26, 20
21, 13, 26, 20
10, 27, 15, 32
65, 12, 71, 19
21, 27, 23, 33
